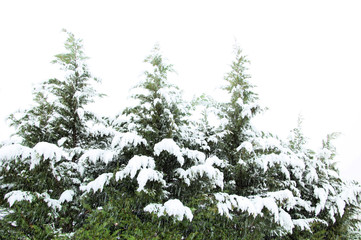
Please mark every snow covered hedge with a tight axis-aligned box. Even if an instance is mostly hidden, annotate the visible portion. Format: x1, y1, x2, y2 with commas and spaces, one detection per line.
1, 33, 360, 239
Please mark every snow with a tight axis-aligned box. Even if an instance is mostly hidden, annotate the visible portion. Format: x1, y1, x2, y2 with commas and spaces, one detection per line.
114, 155, 165, 192
76, 108, 85, 120
177, 158, 224, 189
295, 197, 313, 213
267, 190, 296, 211
240, 103, 259, 119
279, 208, 294, 233
31, 142, 66, 169
340, 183, 361, 204
280, 165, 290, 179
158, 87, 179, 105
205, 156, 226, 168
314, 187, 328, 215
0, 142, 69, 171
40, 192, 62, 211
5, 190, 33, 207
214, 192, 257, 219
253, 152, 304, 174
78, 149, 116, 174
143, 102, 152, 111
336, 198, 346, 216
81, 173, 113, 193
327, 169, 339, 179
153, 98, 162, 106
57, 137, 67, 147
115, 155, 155, 180
214, 191, 301, 232
182, 148, 206, 164
0, 135, 23, 145
253, 136, 282, 151
324, 183, 336, 196
129, 86, 150, 98
0, 144, 32, 162
76, 65, 84, 76
59, 190, 75, 203
293, 219, 313, 231
336, 183, 361, 217
305, 167, 318, 183
111, 132, 147, 149
216, 202, 231, 218
154, 138, 184, 166
136, 168, 166, 192
112, 114, 130, 125
144, 199, 193, 221
33, 142, 65, 162
318, 148, 332, 160
144, 203, 163, 216
261, 197, 279, 221
0, 208, 13, 220
207, 135, 218, 144
237, 141, 253, 153
86, 122, 116, 137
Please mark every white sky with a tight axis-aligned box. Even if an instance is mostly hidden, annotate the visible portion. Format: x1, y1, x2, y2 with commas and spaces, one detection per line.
1, 0, 360, 182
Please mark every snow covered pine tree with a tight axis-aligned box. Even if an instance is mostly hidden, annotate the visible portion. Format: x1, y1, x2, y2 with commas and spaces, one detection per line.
0, 30, 108, 238
284, 120, 361, 239
211, 47, 361, 239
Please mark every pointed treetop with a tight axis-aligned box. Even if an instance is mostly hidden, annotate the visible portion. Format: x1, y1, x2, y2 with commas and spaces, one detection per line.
224, 44, 251, 93
51, 29, 89, 73
289, 114, 308, 152
143, 44, 174, 86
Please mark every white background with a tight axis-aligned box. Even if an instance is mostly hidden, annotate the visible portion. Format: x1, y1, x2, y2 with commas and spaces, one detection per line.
1, 0, 360, 182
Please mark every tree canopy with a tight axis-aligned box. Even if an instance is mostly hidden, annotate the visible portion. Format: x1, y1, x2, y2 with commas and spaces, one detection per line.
0, 31, 360, 239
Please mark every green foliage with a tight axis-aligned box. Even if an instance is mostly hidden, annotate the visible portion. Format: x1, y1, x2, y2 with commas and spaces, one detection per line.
288, 114, 307, 152
9, 29, 104, 149
8, 87, 55, 148
1, 34, 360, 240
122, 44, 188, 147
1, 30, 106, 238
0, 198, 58, 240
75, 196, 184, 240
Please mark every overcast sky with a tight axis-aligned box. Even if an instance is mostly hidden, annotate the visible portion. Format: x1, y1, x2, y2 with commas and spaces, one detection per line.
1, 0, 360, 182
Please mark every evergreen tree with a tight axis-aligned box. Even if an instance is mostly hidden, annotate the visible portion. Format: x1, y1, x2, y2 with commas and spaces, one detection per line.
220, 45, 261, 165
284, 119, 361, 239
210, 46, 301, 237
8, 86, 56, 148
77, 46, 230, 238
0, 30, 107, 238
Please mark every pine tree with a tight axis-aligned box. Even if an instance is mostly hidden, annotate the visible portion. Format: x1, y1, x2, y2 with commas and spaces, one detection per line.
0, 30, 107, 238
284, 119, 361, 239
9, 29, 105, 150
207, 46, 321, 238
77, 46, 232, 238
308, 133, 361, 239
220, 45, 261, 165
8, 86, 56, 147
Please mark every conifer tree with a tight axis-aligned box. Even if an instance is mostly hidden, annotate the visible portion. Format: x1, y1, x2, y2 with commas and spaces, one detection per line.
77, 46, 230, 238
284, 119, 361, 239
308, 133, 361, 239
218, 46, 262, 194
8, 86, 56, 147
0, 30, 107, 238
208, 46, 320, 238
